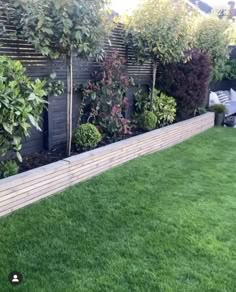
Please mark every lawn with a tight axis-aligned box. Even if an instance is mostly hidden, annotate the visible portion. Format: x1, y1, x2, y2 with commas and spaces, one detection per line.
1, 127, 236, 292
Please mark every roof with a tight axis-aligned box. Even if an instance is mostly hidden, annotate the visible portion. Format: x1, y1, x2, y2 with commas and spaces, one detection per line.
187, 0, 236, 18
188, 0, 212, 14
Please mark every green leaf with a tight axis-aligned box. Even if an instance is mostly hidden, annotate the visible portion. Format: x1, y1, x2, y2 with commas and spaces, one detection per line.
50, 72, 57, 79
75, 31, 82, 41
40, 47, 51, 56
3, 123, 13, 134
28, 93, 37, 101
41, 27, 54, 35
28, 114, 41, 130
16, 151, 23, 163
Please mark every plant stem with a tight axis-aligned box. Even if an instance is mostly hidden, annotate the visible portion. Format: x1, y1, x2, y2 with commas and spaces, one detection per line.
66, 53, 73, 157
151, 60, 158, 111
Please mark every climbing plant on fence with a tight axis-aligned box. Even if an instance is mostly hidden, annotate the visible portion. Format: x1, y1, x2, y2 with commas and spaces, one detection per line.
6, 0, 110, 156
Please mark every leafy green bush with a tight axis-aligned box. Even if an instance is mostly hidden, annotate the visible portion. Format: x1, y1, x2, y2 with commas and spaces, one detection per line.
222, 59, 236, 80
134, 89, 176, 126
153, 90, 176, 126
134, 89, 150, 114
209, 104, 227, 114
142, 111, 157, 131
73, 123, 102, 150
0, 160, 19, 178
0, 57, 46, 162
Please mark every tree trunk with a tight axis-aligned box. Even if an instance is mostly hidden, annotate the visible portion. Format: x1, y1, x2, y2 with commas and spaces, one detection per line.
151, 61, 158, 111
66, 53, 73, 157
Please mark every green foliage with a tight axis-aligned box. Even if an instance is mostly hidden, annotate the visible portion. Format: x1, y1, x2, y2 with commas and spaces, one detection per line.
0, 160, 19, 179
209, 104, 227, 114
227, 22, 236, 45
142, 111, 157, 131
192, 15, 230, 81
135, 89, 176, 126
221, 59, 236, 80
46, 73, 65, 96
152, 90, 176, 126
125, 0, 191, 108
0, 57, 46, 162
8, 0, 110, 60
134, 89, 150, 114
81, 52, 132, 138
73, 123, 102, 150
4, 0, 111, 156
125, 0, 191, 65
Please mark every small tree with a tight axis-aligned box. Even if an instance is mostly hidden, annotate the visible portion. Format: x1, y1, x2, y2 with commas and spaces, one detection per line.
192, 14, 230, 81
126, 0, 191, 109
8, 0, 110, 155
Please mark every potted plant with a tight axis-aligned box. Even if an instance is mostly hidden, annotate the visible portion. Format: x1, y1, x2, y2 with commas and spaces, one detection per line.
209, 104, 227, 126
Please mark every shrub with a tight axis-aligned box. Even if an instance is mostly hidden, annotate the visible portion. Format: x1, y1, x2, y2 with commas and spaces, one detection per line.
142, 111, 157, 131
98, 105, 132, 138
0, 160, 19, 179
153, 90, 176, 126
81, 51, 133, 138
134, 89, 176, 126
221, 59, 236, 80
158, 50, 211, 120
73, 123, 101, 150
0, 57, 46, 162
209, 104, 227, 114
134, 89, 150, 115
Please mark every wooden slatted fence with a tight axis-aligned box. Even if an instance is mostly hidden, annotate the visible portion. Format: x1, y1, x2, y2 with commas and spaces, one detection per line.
0, 2, 154, 156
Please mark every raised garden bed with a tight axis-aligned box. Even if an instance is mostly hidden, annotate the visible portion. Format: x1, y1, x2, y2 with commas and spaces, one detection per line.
18, 129, 145, 173
0, 113, 214, 218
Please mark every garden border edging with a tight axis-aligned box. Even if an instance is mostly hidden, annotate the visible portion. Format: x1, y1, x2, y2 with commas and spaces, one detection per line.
0, 112, 214, 218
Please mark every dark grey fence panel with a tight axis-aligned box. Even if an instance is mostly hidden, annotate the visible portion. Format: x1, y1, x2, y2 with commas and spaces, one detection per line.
210, 80, 236, 92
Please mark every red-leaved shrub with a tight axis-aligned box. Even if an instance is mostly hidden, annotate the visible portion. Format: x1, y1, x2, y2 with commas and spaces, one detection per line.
81, 51, 132, 138
158, 50, 211, 120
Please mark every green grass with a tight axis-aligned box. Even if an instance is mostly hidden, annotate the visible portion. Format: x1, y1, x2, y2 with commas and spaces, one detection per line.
1, 127, 236, 292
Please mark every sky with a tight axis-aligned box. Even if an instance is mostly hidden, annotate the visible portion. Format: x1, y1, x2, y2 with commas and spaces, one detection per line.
110, 0, 140, 13
110, 0, 230, 14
